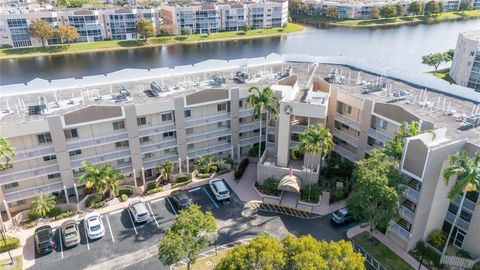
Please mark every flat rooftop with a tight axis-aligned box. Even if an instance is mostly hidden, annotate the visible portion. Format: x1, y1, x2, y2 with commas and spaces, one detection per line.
462, 29, 480, 42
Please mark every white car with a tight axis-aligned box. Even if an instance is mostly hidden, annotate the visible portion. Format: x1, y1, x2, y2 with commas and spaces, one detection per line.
209, 179, 230, 201
84, 212, 105, 240
128, 199, 150, 223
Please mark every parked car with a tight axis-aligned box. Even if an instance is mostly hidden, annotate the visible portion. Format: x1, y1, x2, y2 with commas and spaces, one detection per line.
331, 207, 354, 225
209, 179, 230, 201
128, 199, 150, 223
61, 220, 80, 247
169, 190, 193, 210
34, 225, 56, 255
84, 212, 105, 240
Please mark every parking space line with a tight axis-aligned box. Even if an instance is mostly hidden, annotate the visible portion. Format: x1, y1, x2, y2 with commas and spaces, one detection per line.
57, 228, 64, 259
83, 223, 90, 250
166, 197, 177, 215
202, 187, 219, 208
110, 209, 123, 215
147, 202, 160, 228
150, 198, 165, 204
127, 209, 138, 235
189, 187, 201, 192
105, 215, 115, 242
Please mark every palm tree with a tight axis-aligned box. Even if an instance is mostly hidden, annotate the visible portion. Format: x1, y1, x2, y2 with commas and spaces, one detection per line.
382, 121, 435, 161
194, 155, 214, 174
155, 160, 174, 185
79, 161, 125, 198
30, 193, 56, 218
441, 151, 480, 257
103, 165, 126, 197
246, 86, 280, 159
291, 124, 333, 201
0, 137, 15, 171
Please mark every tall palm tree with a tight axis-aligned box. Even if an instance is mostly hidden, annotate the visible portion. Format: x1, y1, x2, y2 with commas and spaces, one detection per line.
103, 165, 126, 197
0, 137, 15, 171
441, 151, 480, 257
30, 193, 56, 218
155, 160, 174, 185
80, 161, 125, 198
291, 124, 333, 201
382, 121, 435, 161
246, 86, 280, 159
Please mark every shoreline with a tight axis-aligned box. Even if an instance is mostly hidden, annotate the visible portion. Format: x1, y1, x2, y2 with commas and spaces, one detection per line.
0, 24, 303, 60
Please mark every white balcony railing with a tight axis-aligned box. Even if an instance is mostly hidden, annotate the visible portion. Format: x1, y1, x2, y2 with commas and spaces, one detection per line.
186, 128, 231, 144
187, 143, 231, 157
368, 127, 394, 143
70, 149, 131, 169
403, 185, 420, 203
239, 121, 261, 132
240, 136, 260, 147
365, 144, 376, 153
333, 129, 359, 147
138, 123, 176, 137
4, 181, 64, 203
333, 144, 357, 162
67, 131, 128, 150
445, 211, 470, 232
142, 155, 178, 170
185, 113, 230, 128
399, 205, 416, 222
14, 146, 56, 162
335, 112, 361, 130
0, 164, 60, 184
290, 124, 307, 133
140, 139, 178, 154
453, 195, 477, 213
239, 108, 254, 117
388, 221, 411, 241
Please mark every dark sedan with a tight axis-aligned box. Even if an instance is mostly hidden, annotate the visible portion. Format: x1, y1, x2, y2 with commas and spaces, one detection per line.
169, 190, 193, 210
34, 225, 56, 255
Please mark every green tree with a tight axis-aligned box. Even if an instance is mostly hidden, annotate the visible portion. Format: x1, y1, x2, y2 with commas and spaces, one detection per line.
79, 161, 126, 197
158, 204, 216, 270
394, 4, 405, 17
382, 121, 435, 161
57, 24, 80, 46
136, 18, 156, 41
441, 151, 480, 257
407, 1, 422, 17
326, 6, 339, 18
347, 150, 405, 239
56, 0, 86, 7
380, 4, 397, 18
421, 52, 449, 73
0, 137, 15, 171
183, 26, 192, 35
247, 86, 280, 159
445, 49, 455, 61
424, 1, 440, 17
160, 24, 176, 36
459, 0, 473, 13
370, 7, 380, 19
193, 155, 213, 174
155, 160, 174, 184
29, 19, 54, 47
30, 193, 56, 218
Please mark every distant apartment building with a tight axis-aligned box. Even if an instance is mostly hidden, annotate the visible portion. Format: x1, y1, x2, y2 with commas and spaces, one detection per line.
450, 30, 480, 92
0, 7, 159, 47
161, 0, 288, 35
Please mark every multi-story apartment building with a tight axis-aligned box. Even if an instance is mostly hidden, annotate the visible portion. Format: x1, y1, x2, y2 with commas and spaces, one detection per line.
0, 7, 159, 47
0, 57, 479, 258
161, 0, 288, 35
450, 30, 480, 92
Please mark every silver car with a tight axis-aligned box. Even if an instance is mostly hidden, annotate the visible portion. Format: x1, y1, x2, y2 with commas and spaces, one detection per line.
61, 220, 80, 247
128, 199, 150, 223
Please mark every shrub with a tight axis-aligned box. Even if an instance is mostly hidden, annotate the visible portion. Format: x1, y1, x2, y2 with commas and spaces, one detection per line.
22, 219, 38, 229
176, 174, 190, 183
234, 158, 249, 180
196, 173, 211, 179
48, 210, 75, 222
257, 178, 280, 196
300, 184, 322, 203
0, 236, 20, 252
118, 187, 133, 197
120, 194, 128, 202
330, 190, 347, 203
85, 194, 104, 208
145, 182, 157, 192
93, 201, 106, 208
172, 179, 192, 188
210, 164, 218, 173
427, 230, 446, 250
410, 242, 442, 269
217, 168, 231, 175
145, 187, 162, 195
224, 159, 234, 165
47, 207, 63, 218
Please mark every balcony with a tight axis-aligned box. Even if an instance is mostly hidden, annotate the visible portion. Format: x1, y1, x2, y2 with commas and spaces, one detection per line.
119, 165, 133, 174
388, 221, 411, 241
333, 129, 359, 147
267, 126, 276, 133
453, 195, 477, 213
290, 124, 307, 133
14, 146, 56, 162
142, 155, 178, 170
138, 123, 176, 137
185, 113, 230, 128
333, 144, 357, 162
335, 112, 361, 130
67, 131, 128, 150
187, 128, 231, 144
368, 127, 394, 143
365, 144, 376, 153
187, 143, 231, 157
0, 164, 60, 184
399, 205, 416, 223
445, 211, 470, 232
70, 149, 131, 168
239, 121, 261, 132
239, 108, 254, 117
240, 136, 261, 147
140, 139, 178, 154
4, 181, 64, 203
403, 185, 420, 203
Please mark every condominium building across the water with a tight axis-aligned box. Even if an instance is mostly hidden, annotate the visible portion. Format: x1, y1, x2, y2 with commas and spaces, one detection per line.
450, 29, 480, 92
0, 55, 479, 258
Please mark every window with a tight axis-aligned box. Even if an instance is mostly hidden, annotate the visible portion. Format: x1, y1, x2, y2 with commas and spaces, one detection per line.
4, 182, 19, 189
143, 153, 153, 159
37, 133, 52, 144
116, 140, 129, 147
164, 148, 172, 154
218, 136, 228, 142
139, 136, 150, 143
144, 169, 153, 178
187, 143, 194, 149
341, 123, 349, 130
239, 100, 243, 107
64, 128, 78, 139
186, 128, 194, 135
137, 117, 147, 126
113, 120, 125, 130
217, 103, 227, 111
43, 155, 57, 161
72, 167, 85, 174
48, 173, 61, 179
378, 118, 387, 129
184, 110, 191, 118
69, 149, 82, 157
162, 113, 173, 121
471, 51, 475, 56
163, 131, 175, 138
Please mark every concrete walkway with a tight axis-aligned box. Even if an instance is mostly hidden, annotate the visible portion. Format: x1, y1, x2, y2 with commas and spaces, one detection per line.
347, 225, 429, 270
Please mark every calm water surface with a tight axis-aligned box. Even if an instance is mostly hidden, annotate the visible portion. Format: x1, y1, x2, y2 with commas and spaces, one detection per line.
1, 19, 479, 86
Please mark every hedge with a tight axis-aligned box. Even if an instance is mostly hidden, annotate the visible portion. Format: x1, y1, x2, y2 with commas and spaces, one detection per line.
118, 187, 133, 197
85, 194, 105, 208
299, 184, 322, 204
196, 173, 211, 179
329, 190, 347, 203
224, 159, 234, 165
234, 158, 249, 180
145, 187, 163, 195
0, 236, 20, 253
48, 209, 75, 222
176, 174, 190, 183
172, 179, 192, 188
92, 201, 106, 208
145, 182, 157, 192
257, 178, 281, 196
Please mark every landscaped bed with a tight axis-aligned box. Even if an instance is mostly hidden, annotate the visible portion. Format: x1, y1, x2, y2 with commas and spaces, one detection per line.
255, 177, 281, 197
177, 250, 228, 270
352, 232, 414, 270
0, 255, 22, 270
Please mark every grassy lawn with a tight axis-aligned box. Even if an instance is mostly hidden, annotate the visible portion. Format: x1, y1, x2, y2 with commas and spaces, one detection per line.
0, 23, 302, 59
352, 232, 414, 270
427, 68, 456, 84
0, 256, 22, 270
292, 10, 480, 27
177, 250, 228, 270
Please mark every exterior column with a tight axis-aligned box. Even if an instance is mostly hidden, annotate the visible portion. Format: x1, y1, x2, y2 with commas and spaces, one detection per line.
231, 145, 234, 160
133, 169, 137, 187
186, 156, 190, 174
63, 186, 70, 204
237, 144, 241, 162
178, 158, 182, 174
141, 167, 146, 187
73, 183, 79, 202
3, 200, 11, 221
230, 88, 240, 160
173, 97, 187, 164
124, 105, 143, 176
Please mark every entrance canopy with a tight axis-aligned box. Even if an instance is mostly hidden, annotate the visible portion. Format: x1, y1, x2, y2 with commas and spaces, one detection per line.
278, 174, 301, 193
